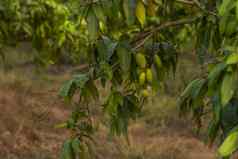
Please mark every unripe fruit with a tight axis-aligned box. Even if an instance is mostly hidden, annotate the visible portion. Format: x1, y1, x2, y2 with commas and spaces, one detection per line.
146, 68, 153, 83
139, 72, 146, 85
154, 55, 162, 68
141, 89, 149, 97
136, 53, 147, 68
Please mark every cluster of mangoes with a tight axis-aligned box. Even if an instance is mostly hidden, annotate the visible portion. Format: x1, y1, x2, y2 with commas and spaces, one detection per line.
135, 53, 162, 97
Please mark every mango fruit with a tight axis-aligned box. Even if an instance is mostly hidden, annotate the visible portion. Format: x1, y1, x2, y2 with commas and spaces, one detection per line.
139, 72, 146, 85
136, 53, 146, 68
141, 89, 149, 97
154, 54, 162, 68
146, 68, 153, 83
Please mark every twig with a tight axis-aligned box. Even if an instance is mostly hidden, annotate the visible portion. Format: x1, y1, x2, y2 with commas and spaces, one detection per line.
175, 0, 217, 16
192, 0, 217, 16
132, 17, 199, 51
175, 0, 194, 5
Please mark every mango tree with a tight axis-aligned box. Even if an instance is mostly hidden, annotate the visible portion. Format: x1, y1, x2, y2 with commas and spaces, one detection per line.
1, 0, 238, 158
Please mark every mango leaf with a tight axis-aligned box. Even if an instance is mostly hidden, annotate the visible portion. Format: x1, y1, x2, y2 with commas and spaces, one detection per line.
71, 138, 81, 154
59, 80, 75, 100
226, 53, 238, 65
136, 0, 146, 27
207, 120, 220, 146
97, 36, 117, 62
60, 139, 74, 159
179, 79, 201, 102
208, 63, 227, 88
59, 74, 89, 100
86, 8, 99, 41
116, 42, 131, 76
73, 74, 90, 88
123, 0, 136, 26
236, 0, 238, 20
147, 0, 156, 16
219, 16, 228, 35
218, 0, 235, 16
225, 18, 238, 36
191, 79, 207, 99
221, 100, 238, 135
221, 72, 237, 106
93, 4, 106, 24
55, 122, 68, 129
218, 125, 238, 157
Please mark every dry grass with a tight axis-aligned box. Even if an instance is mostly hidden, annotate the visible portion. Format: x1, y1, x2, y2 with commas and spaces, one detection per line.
0, 51, 216, 159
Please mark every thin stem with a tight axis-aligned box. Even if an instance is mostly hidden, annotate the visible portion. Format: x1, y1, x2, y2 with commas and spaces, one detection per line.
132, 17, 199, 50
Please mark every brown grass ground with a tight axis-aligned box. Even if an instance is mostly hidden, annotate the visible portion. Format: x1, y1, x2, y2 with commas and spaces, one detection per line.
0, 47, 217, 159
0, 68, 216, 159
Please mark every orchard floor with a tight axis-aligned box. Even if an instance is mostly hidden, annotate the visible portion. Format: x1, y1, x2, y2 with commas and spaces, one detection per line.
0, 69, 216, 159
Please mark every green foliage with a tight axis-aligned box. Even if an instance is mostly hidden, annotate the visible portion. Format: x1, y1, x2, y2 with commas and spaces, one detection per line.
219, 126, 238, 157
3, 0, 238, 158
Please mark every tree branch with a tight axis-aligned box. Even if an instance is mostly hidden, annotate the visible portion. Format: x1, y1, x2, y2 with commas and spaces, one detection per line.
175, 0, 194, 5
175, 0, 217, 16
132, 17, 199, 51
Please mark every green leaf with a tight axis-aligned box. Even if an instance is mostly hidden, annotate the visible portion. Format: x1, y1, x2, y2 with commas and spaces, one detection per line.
93, 4, 106, 24
221, 100, 238, 135
191, 79, 207, 99
55, 122, 68, 129
179, 79, 201, 101
60, 139, 74, 159
218, 125, 238, 157
73, 74, 89, 88
136, 0, 146, 27
59, 74, 89, 101
219, 0, 235, 16
123, 0, 136, 26
207, 120, 220, 145
236, 0, 238, 20
71, 138, 81, 154
116, 42, 131, 76
221, 72, 237, 106
86, 8, 99, 41
97, 36, 118, 62
225, 18, 238, 36
86, 80, 99, 100
226, 53, 238, 65
59, 80, 75, 99
208, 63, 227, 88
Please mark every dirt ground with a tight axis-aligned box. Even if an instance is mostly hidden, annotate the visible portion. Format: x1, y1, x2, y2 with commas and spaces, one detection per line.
0, 71, 216, 159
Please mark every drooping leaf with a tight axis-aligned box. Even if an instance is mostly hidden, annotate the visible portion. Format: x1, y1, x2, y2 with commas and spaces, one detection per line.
136, 0, 146, 27
73, 74, 90, 88
116, 42, 131, 76
93, 4, 106, 24
207, 120, 220, 146
147, 0, 156, 16
221, 99, 238, 135
59, 74, 89, 101
219, 125, 238, 157
236, 0, 238, 20
71, 138, 81, 154
60, 139, 74, 159
221, 72, 237, 106
59, 80, 75, 100
208, 63, 227, 88
219, 0, 235, 16
123, 0, 136, 25
226, 53, 238, 65
86, 8, 99, 41
179, 79, 201, 102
